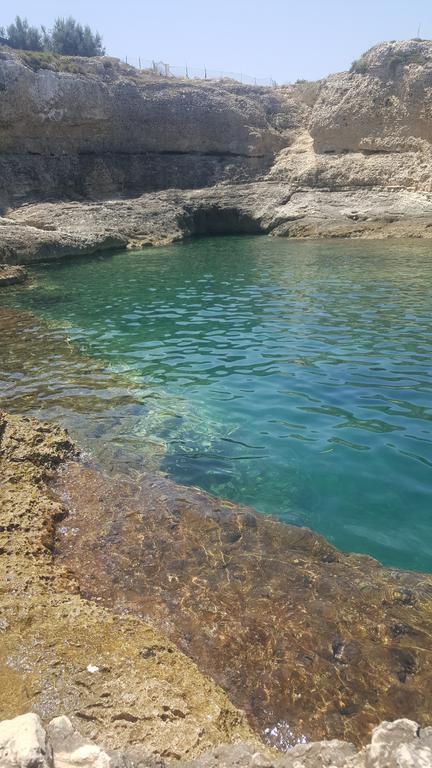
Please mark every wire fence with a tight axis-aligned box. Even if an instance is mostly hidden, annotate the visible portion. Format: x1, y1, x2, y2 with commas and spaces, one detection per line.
122, 57, 277, 86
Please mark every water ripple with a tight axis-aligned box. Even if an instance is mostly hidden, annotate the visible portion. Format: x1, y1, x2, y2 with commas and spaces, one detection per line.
2, 236, 432, 570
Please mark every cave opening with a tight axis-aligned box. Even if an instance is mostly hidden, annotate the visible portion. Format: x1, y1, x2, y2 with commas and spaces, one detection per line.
179, 205, 265, 238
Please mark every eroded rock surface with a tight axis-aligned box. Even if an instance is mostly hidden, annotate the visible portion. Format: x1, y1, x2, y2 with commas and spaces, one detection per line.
0, 411, 258, 759
54, 460, 432, 750
4, 41, 432, 259
0, 48, 300, 208
4, 183, 432, 265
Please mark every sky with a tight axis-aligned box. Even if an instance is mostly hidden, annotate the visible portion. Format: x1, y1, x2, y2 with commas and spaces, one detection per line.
2, 0, 432, 83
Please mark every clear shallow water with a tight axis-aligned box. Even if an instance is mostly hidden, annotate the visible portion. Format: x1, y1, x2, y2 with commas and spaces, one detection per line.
2, 236, 432, 571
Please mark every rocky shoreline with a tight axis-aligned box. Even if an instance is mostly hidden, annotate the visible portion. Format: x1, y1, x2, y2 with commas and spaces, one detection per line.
4, 184, 432, 266
1, 410, 432, 766
2, 712, 432, 768
0, 411, 257, 759
2, 34, 432, 766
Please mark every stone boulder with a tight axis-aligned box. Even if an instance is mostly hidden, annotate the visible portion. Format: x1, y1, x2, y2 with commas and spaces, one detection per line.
47, 716, 111, 768
1, 714, 432, 768
0, 713, 53, 768
351, 719, 432, 767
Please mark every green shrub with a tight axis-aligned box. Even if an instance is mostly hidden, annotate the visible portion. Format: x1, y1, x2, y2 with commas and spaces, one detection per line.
350, 57, 368, 74
18, 50, 55, 70
387, 50, 427, 72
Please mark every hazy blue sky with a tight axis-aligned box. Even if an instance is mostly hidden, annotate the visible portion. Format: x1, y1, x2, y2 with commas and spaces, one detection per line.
3, 0, 432, 82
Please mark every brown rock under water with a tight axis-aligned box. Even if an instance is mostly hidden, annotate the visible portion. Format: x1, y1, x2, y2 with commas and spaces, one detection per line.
0, 411, 258, 758
53, 462, 432, 750
0, 264, 27, 286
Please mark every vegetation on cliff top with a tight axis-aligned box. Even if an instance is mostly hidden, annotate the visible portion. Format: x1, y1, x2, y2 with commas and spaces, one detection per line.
0, 15, 105, 57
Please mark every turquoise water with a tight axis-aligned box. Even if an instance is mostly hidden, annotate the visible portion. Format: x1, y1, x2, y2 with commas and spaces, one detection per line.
2, 236, 432, 571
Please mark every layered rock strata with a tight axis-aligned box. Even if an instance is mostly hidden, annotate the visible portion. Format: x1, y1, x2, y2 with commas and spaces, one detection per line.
0, 49, 299, 208
3, 41, 432, 260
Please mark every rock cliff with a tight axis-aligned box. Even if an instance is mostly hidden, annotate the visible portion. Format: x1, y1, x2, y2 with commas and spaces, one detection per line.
0, 48, 305, 207
3, 39, 432, 258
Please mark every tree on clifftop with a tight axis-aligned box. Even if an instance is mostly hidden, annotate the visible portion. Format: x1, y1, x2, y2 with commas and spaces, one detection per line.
2, 16, 43, 51
0, 15, 105, 57
49, 17, 105, 57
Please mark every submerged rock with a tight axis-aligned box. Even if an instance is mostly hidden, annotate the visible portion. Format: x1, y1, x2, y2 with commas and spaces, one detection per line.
0, 264, 27, 286
54, 461, 432, 748
2, 409, 432, 757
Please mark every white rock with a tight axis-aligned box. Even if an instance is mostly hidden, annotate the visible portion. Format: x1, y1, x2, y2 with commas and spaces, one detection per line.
47, 717, 74, 741
0, 713, 53, 768
350, 719, 432, 768
47, 717, 111, 768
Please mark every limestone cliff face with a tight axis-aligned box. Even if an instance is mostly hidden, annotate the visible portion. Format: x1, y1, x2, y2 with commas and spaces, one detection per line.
3, 40, 432, 256
0, 49, 308, 207
294, 40, 432, 193
311, 41, 432, 153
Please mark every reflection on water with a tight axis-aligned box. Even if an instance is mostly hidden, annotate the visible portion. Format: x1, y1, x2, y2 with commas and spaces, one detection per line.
1, 236, 432, 570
